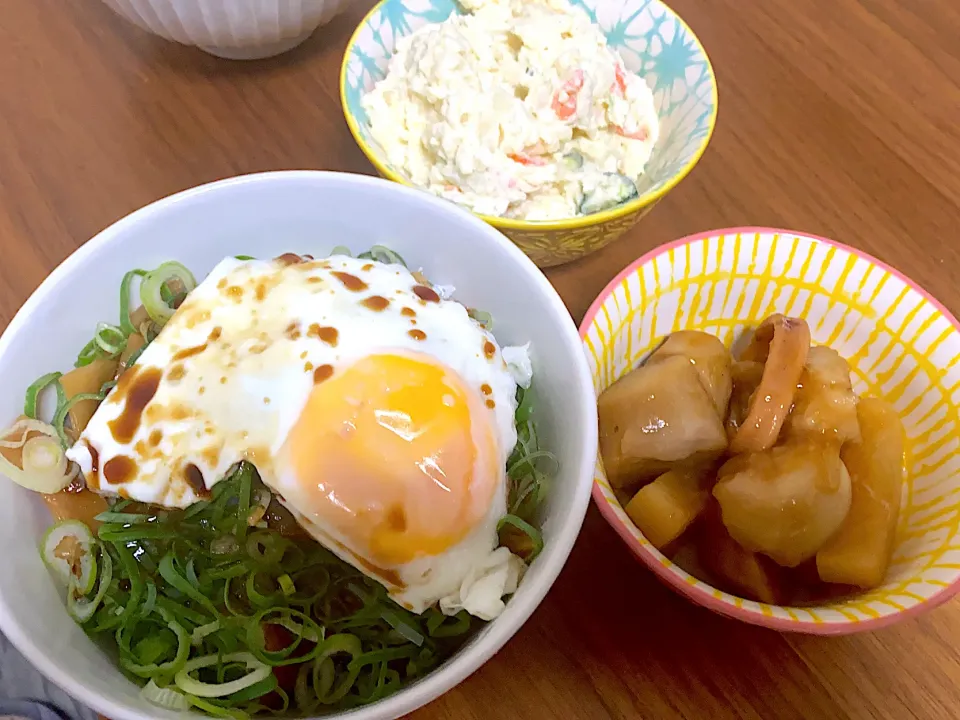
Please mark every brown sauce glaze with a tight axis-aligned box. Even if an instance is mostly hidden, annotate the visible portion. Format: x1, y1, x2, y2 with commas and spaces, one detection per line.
408, 329, 426, 341
413, 285, 440, 303
103, 455, 137, 485
361, 295, 390, 311
184, 463, 210, 498
108, 367, 162, 443
332, 272, 368, 291
313, 364, 334, 383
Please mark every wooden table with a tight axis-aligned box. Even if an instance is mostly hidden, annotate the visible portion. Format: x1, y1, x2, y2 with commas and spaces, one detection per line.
3, 1, 960, 718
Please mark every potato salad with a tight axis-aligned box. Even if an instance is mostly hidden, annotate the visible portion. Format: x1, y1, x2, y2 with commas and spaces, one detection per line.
362, 0, 660, 221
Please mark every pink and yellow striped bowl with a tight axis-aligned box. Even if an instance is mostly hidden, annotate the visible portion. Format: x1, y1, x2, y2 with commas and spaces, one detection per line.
580, 227, 960, 634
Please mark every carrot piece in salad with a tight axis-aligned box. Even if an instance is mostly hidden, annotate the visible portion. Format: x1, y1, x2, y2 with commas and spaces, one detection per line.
552, 69, 585, 120
613, 124, 651, 142
509, 152, 549, 166
613, 64, 628, 96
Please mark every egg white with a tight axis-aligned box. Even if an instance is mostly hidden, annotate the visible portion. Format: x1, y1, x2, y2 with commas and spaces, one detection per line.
67, 254, 529, 614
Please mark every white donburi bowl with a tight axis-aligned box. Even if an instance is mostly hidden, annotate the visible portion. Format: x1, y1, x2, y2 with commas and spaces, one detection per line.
0, 171, 598, 720
100, 0, 349, 60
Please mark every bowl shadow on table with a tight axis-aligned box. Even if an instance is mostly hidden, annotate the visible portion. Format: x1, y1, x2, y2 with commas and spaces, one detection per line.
526, 506, 901, 716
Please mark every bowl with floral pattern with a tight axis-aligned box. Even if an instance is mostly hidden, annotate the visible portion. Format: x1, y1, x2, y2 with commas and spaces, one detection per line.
340, 0, 718, 268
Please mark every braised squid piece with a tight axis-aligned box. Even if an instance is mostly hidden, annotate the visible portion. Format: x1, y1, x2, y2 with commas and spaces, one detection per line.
598, 354, 728, 488
730, 314, 811, 454
648, 330, 733, 419
782, 346, 860, 445
713, 439, 852, 568
725, 360, 764, 441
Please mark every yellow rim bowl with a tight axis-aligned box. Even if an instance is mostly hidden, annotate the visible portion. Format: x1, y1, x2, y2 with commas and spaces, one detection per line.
580, 228, 960, 634
340, 0, 718, 267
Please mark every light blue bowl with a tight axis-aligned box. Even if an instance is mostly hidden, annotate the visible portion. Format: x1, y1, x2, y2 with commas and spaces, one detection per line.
340, 0, 718, 267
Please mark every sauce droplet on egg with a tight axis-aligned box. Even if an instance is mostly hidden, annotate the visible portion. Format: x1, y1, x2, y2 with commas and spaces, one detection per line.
361, 295, 390, 312
103, 455, 137, 485
332, 271, 368, 292
408, 329, 426, 341
184, 463, 210, 498
413, 285, 440, 303
308, 324, 339, 346
108, 367, 162, 444
173, 343, 208, 361
483, 340, 496, 359
314, 364, 334, 383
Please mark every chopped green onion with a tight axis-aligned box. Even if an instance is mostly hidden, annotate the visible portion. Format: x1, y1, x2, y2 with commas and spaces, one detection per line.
356, 245, 407, 267
119, 269, 147, 336
191, 620, 222, 646
94, 322, 126, 356
140, 261, 197, 325
158, 553, 218, 616
67, 547, 111, 623
277, 574, 295, 597
328, 246, 352, 257
53, 391, 104, 448
380, 608, 424, 647
141, 679, 190, 711
41, 520, 97, 593
93, 511, 153, 524
75, 338, 100, 368
497, 513, 544, 561
175, 652, 271, 698
234, 255, 255, 261
467, 308, 494, 329
121, 608, 190, 677
23, 372, 62, 419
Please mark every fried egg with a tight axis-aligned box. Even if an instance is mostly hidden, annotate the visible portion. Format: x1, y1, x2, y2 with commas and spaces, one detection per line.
66, 254, 529, 614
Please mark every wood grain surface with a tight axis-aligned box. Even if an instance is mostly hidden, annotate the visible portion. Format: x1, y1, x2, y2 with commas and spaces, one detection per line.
3, 0, 960, 718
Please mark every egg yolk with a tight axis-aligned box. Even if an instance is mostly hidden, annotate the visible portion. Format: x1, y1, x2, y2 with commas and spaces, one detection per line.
284, 351, 500, 566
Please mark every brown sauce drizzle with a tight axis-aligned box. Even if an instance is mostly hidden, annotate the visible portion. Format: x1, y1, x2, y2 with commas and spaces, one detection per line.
362, 263, 374, 271
313, 364, 334, 384
401, 307, 416, 317
483, 340, 496, 359
208, 327, 222, 342
285, 322, 302, 340
408, 329, 426, 341
307, 324, 339, 346
85, 442, 100, 490
184, 463, 210, 498
173, 343, 207, 361
108, 367, 162, 444
486, 399, 496, 409
361, 295, 390, 311
226, 286, 243, 302
480, 383, 492, 395
275, 253, 306, 266
332, 272, 368, 292
148, 430, 163, 447
413, 285, 440, 303
168, 364, 186, 382
103, 456, 136, 485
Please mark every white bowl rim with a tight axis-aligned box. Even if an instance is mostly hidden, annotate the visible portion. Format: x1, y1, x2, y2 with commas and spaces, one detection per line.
0, 170, 599, 720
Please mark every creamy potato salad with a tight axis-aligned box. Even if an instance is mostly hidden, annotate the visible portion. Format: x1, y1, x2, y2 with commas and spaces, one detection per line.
362, 0, 660, 221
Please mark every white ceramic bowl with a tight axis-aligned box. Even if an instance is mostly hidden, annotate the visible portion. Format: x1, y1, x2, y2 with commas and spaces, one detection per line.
0, 171, 598, 720
100, 0, 349, 59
